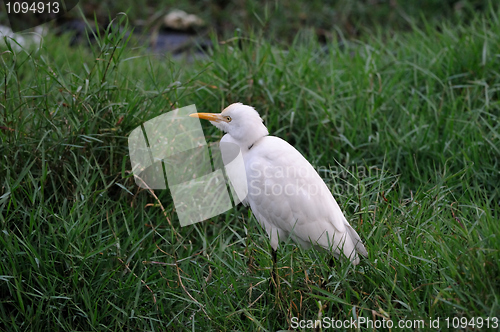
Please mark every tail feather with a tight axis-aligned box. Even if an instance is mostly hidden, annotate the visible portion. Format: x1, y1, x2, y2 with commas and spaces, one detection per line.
346, 223, 368, 258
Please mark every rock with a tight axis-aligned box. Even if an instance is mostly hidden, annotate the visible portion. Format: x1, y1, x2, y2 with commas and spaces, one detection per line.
0, 25, 46, 51
163, 10, 204, 30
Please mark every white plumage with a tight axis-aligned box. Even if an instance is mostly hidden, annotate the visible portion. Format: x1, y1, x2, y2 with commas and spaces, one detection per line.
190, 103, 367, 264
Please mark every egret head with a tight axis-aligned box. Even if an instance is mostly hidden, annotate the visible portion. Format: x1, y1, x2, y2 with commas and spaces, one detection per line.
190, 103, 269, 147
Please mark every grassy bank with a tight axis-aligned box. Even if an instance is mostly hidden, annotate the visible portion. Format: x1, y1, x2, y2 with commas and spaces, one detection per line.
1, 0, 495, 41
1, 7, 499, 332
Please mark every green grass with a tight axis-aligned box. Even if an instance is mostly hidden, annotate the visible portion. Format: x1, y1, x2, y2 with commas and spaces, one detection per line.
1, 6, 499, 332
1, 0, 494, 41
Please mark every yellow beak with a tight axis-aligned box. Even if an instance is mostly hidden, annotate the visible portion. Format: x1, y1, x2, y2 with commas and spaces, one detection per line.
189, 113, 226, 122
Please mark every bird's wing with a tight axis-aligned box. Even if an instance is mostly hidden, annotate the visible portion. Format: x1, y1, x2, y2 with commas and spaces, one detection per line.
244, 136, 364, 262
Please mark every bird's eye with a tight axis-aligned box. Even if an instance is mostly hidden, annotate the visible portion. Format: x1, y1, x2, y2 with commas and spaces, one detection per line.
225, 116, 232, 122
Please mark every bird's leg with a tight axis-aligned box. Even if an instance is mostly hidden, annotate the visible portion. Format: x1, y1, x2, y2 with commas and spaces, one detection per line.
270, 248, 280, 295
328, 257, 335, 268
317, 257, 336, 290
272, 248, 277, 281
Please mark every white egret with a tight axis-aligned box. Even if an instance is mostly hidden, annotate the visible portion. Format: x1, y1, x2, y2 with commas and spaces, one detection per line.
190, 103, 367, 270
